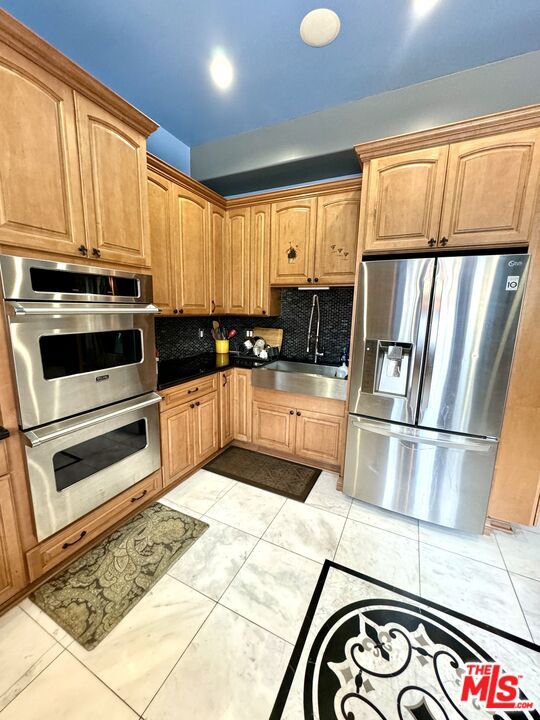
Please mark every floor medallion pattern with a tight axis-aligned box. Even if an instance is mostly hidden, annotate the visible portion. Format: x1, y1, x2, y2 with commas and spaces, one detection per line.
272, 561, 540, 720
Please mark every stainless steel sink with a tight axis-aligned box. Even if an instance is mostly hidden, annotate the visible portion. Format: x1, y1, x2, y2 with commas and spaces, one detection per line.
252, 360, 347, 401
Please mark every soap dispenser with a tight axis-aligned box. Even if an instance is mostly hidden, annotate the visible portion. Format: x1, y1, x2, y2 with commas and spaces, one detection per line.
336, 347, 348, 379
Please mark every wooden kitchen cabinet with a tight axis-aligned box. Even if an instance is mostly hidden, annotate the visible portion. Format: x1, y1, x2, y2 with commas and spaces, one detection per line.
0, 473, 26, 605
252, 400, 296, 454
227, 207, 251, 314
363, 146, 449, 252
439, 128, 540, 248
147, 171, 175, 313
193, 392, 219, 464
271, 198, 317, 285
250, 204, 281, 315
0, 41, 86, 258
295, 409, 343, 466
161, 402, 194, 486
359, 128, 540, 253
314, 191, 361, 284
75, 93, 152, 267
172, 186, 211, 315
210, 204, 228, 314
219, 369, 234, 447
233, 369, 252, 442
160, 378, 219, 485
251, 388, 345, 470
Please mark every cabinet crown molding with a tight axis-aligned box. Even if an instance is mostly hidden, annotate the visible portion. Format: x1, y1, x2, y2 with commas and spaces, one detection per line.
147, 154, 226, 208
355, 103, 540, 164
0, 9, 158, 137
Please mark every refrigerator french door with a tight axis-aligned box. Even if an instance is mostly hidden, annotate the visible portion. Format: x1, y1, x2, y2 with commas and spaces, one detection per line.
344, 254, 529, 533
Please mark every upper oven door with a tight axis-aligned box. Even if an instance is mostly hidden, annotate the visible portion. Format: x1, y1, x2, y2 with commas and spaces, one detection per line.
0, 254, 152, 303
5, 302, 158, 429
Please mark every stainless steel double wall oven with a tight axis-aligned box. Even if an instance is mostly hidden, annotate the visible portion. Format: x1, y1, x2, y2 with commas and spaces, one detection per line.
0, 255, 161, 540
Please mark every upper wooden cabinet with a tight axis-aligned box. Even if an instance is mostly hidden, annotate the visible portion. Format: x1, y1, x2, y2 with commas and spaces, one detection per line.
0, 42, 86, 257
439, 129, 540, 247
270, 198, 317, 285
270, 190, 360, 286
314, 191, 361, 283
147, 171, 175, 313
0, 15, 157, 267
358, 126, 540, 253
76, 94, 151, 267
210, 204, 227, 314
172, 186, 211, 315
227, 207, 251, 314
363, 146, 449, 252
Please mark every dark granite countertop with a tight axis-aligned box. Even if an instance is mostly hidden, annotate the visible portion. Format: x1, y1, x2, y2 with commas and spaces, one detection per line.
157, 353, 273, 390
0, 427, 9, 441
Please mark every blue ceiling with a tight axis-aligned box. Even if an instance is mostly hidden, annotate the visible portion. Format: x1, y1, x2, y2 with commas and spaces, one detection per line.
3, 0, 540, 147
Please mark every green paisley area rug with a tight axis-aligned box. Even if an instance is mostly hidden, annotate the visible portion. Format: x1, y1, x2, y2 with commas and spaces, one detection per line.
32, 503, 208, 650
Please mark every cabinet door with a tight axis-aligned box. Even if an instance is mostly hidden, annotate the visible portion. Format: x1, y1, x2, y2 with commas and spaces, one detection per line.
439, 129, 540, 248
194, 392, 219, 464
219, 370, 234, 448
172, 186, 211, 314
294, 410, 343, 467
364, 146, 449, 252
233, 369, 252, 443
250, 204, 277, 315
314, 191, 360, 284
210, 204, 228, 314
0, 43, 86, 257
75, 94, 151, 267
161, 403, 194, 486
148, 171, 175, 313
270, 198, 317, 285
0, 474, 26, 605
227, 207, 251, 314
252, 401, 296, 454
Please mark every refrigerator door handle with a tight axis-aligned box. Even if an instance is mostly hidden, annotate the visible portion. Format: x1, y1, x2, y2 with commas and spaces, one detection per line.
350, 417, 494, 452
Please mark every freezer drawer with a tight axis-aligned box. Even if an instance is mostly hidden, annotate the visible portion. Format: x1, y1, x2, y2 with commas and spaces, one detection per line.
343, 415, 497, 533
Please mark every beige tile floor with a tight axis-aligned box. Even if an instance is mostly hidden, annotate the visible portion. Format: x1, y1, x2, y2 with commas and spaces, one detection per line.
1, 469, 538, 719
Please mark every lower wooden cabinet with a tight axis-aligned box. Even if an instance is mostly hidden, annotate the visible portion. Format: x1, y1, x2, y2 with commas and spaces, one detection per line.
233, 369, 252, 442
220, 369, 234, 447
295, 409, 343, 466
193, 392, 219, 464
252, 400, 296, 454
0, 473, 26, 604
161, 387, 220, 486
251, 388, 345, 469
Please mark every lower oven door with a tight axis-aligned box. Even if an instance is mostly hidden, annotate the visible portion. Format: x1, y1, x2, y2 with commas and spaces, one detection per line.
5, 301, 158, 429
24, 392, 161, 541
343, 415, 498, 534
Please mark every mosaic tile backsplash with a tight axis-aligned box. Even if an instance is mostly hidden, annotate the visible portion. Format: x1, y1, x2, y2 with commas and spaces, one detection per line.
155, 287, 354, 364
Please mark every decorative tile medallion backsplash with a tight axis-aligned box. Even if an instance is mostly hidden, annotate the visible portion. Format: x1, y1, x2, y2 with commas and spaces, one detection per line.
155, 288, 354, 364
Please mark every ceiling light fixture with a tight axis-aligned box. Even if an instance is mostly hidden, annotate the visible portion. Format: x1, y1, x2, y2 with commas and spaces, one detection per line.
413, 0, 440, 18
300, 8, 341, 47
210, 52, 233, 91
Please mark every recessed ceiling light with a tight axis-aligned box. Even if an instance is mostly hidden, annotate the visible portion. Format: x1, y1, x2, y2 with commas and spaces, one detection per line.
300, 8, 341, 47
210, 52, 234, 91
413, 0, 440, 18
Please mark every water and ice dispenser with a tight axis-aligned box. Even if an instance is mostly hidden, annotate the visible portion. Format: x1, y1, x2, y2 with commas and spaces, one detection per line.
361, 340, 413, 398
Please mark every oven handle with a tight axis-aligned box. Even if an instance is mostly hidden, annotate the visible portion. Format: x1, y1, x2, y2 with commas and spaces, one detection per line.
7, 302, 160, 316
23, 392, 162, 447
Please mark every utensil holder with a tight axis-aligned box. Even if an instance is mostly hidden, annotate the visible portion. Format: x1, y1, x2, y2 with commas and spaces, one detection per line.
215, 339, 229, 354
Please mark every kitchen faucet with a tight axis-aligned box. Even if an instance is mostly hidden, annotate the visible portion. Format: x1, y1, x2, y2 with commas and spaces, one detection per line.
306, 294, 324, 363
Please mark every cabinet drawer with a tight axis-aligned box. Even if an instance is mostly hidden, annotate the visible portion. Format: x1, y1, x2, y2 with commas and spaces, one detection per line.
26, 469, 162, 581
160, 374, 218, 410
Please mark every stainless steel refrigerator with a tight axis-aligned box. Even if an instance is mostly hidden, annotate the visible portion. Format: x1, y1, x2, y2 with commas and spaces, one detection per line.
343, 253, 529, 533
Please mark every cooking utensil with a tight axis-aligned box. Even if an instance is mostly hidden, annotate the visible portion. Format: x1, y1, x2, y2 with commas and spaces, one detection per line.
228, 329, 237, 339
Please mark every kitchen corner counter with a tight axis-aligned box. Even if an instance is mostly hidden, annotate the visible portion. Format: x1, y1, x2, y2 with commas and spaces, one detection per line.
157, 353, 271, 390
0, 427, 9, 441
